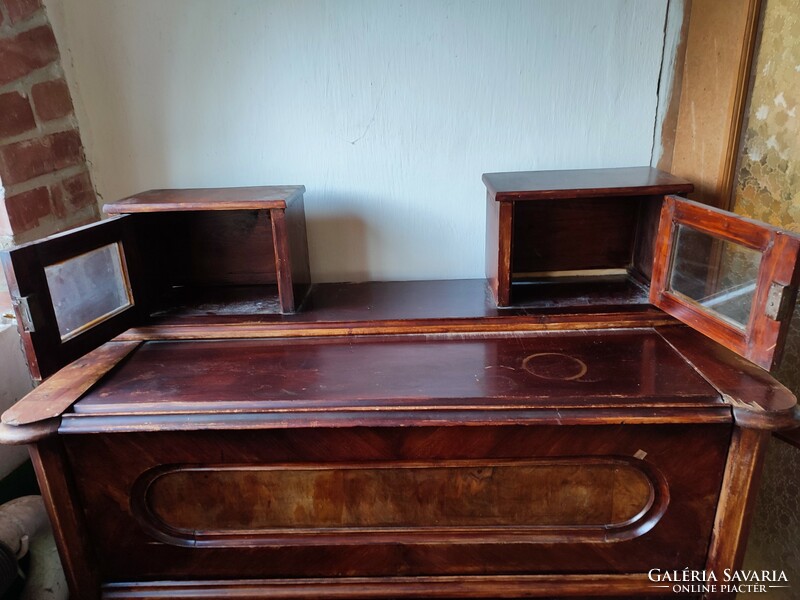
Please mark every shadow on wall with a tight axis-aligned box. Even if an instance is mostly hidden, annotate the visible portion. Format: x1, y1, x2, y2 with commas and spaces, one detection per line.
305, 211, 368, 283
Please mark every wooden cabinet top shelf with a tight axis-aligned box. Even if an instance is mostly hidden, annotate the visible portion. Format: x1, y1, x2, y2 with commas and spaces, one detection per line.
104, 185, 306, 213
482, 166, 692, 201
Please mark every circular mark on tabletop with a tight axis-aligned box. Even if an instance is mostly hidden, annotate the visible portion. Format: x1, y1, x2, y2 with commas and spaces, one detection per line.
522, 352, 588, 381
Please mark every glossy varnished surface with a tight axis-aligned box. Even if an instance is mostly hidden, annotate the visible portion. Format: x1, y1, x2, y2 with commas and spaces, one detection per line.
121, 279, 674, 338
74, 330, 720, 416
63, 424, 730, 580
1, 341, 140, 426
482, 167, 693, 202
104, 186, 305, 213
142, 459, 655, 534
656, 326, 798, 429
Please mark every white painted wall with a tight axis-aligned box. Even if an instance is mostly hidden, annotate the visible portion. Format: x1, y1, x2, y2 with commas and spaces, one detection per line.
45, 0, 669, 282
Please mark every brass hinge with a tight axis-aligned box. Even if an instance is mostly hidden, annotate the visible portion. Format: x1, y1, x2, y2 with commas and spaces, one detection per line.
12, 295, 37, 332
765, 282, 796, 321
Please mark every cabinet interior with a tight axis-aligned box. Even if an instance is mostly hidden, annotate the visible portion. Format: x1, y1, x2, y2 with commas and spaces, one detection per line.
132, 210, 283, 318
509, 195, 663, 308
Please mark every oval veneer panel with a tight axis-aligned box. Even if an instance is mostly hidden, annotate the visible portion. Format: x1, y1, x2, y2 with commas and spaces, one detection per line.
135, 459, 663, 546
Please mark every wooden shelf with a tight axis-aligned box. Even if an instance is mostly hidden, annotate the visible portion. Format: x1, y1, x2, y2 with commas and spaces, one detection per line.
150, 285, 283, 317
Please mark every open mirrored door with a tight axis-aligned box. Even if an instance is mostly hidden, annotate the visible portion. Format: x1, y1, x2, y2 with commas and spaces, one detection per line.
651, 196, 800, 371
1, 216, 147, 380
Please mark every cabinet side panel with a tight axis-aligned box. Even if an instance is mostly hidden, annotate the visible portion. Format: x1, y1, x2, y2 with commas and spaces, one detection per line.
30, 438, 101, 599
285, 194, 311, 309
632, 196, 666, 281
485, 195, 511, 306
270, 209, 295, 313
705, 427, 769, 584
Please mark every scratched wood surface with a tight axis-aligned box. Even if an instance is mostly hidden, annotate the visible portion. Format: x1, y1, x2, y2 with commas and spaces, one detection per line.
1, 341, 140, 426
103, 186, 305, 212
72, 330, 721, 416
656, 326, 799, 430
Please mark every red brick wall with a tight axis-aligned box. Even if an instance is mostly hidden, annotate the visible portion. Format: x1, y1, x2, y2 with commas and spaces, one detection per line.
0, 0, 98, 249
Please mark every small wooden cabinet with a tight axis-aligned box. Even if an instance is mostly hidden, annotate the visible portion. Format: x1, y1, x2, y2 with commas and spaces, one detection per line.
483, 167, 693, 308
1, 172, 799, 600
1, 186, 310, 380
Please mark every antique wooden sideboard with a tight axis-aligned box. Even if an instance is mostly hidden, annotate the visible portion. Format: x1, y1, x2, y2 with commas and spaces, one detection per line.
1, 168, 798, 600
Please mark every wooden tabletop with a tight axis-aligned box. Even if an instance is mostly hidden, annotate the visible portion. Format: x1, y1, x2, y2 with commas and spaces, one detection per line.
482, 167, 693, 201
104, 185, 305, 213
73, 330, 720, 417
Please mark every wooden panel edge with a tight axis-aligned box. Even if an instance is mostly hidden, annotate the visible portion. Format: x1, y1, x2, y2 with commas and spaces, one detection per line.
496, 202, 513, 306
0, 418, 60, 445
104, 201, 288, 213
669, 0, 762, 210
655, 326, 798, 430
102, 573, 669, 599
270, 209, 296, 313
31, 438, 101, 599
115, 315, 679, 341
58, 407, 733, 435
1, 340, 142, 426
704, 427, 770, 589
284, 192, 311, 310
719, 0, 763, 212
0, 244, 42, 380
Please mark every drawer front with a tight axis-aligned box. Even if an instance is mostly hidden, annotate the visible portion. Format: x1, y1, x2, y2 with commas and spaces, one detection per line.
64, 424, 730, 581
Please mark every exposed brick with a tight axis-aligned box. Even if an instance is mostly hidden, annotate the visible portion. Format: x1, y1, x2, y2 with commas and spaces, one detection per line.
0, 129, 83, 185
2, 186, 51, 233
31, 78, 73, 122
62, 208, 97, 230
3, 0, 43, 25
49, 181, 66, 218
61, 170, 96, 210
0, 90, 35, 137
0, 26, 59, 86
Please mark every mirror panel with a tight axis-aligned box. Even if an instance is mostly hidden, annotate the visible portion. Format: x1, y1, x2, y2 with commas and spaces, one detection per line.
44, 242, 132, 340
651, 195, 800, 371
667, 224, 762, 330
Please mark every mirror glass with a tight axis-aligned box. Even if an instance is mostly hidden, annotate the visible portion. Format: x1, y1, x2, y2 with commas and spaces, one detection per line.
668, 224, 762, 329
44, 243, 132, 340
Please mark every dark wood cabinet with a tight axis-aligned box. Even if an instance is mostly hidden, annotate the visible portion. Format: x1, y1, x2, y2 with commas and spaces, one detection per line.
1, 186, 310, 380
483, 167, 694, 308
1, 172, 798, 600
